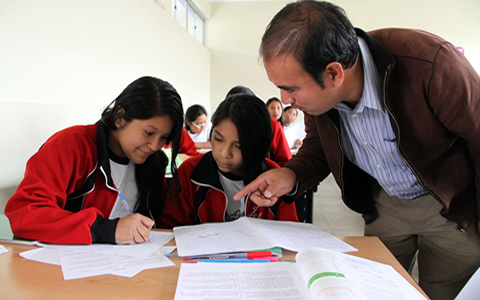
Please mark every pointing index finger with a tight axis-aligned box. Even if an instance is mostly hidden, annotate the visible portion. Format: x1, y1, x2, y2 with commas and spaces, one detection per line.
234, 185, 254, 201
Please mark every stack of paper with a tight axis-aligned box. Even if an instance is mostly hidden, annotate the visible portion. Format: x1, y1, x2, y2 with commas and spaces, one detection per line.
19, 231, 175, 280
173, 217, 357, 257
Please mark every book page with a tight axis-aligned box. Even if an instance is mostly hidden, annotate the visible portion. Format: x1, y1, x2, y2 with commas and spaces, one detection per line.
174, 262, 312, 300
295, 248, 427, 300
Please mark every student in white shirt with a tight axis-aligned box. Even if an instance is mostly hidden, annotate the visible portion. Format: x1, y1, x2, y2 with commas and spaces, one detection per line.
283, 106, 305, 150
184, 104, 212, 150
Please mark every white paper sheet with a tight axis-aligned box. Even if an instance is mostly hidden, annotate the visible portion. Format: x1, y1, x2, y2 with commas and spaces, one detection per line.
39, 231, 173, 258
174, 262, 312, 300
19, 231, 177, 280
173, 217, 357, 257
20, 247, 60, 265
58, 248, 175, 280
456, 267, 480, 300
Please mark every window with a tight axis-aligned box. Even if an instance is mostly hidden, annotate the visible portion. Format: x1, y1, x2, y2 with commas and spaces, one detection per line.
173, 0, 204, 45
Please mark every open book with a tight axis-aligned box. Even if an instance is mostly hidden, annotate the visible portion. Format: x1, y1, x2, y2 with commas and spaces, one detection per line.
174, 247, 427, 300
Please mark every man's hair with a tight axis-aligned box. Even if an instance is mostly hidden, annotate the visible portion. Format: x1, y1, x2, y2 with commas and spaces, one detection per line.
260, 0, 358, 87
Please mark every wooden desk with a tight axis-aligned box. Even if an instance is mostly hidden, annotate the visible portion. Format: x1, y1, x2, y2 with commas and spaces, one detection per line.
0, 236, 428, 299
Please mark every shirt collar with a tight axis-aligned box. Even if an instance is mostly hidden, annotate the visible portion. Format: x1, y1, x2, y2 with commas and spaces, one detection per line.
335, 37, 384, 114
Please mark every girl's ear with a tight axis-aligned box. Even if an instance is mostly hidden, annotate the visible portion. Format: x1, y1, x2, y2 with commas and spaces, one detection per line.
114, 108, 127, 129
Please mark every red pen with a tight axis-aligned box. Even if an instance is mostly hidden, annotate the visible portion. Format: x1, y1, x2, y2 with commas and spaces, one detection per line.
183, 251, 274, 260
246, 251, 273, 258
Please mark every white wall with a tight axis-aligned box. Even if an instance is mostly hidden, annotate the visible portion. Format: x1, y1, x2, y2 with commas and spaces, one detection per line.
2, 0, 480, 212
0, 0, 211, 210
207, 0, 480, 113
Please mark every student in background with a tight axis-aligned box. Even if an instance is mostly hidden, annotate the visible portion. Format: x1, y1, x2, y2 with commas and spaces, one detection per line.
283, 106, 298, 127
267, 96, 284, 126
5, 76, 184, 245
160, 94, 298, 227
226, 85, 292, 166
179, 128, 201, 156
283, 106, 305, 150
184, 104, 212, 150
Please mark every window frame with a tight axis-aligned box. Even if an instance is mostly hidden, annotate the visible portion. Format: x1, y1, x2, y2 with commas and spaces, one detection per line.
172, 0, 205, 45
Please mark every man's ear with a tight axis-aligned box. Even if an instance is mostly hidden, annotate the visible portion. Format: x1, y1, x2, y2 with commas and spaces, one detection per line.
324, 62, 345, 88
114, 108, 126, 129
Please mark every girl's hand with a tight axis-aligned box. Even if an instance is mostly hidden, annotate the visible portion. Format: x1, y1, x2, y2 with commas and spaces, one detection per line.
115, 213, 155, 244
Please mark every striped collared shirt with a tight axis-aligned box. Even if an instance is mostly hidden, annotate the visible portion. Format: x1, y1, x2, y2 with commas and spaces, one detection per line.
333, 37, 427, 199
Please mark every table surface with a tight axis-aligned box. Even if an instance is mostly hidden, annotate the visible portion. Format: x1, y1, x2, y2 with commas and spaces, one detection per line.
0, 236, 428, 299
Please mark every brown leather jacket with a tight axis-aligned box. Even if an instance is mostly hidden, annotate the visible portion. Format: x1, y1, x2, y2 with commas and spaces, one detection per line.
287, 28, 480, 231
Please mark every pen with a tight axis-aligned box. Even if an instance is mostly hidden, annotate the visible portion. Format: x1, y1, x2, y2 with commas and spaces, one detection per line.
183, 256, 279, 261
185, 251, 273, 260
243, 251, 273, 258
118, 193, 134, 215
190, 259, 271, 263
251, 257, 279, 262
183, 255, 247, 260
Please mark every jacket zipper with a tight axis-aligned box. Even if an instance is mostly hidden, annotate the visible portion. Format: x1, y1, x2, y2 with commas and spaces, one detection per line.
381, 69, 455, 227
191, 180, 257, 222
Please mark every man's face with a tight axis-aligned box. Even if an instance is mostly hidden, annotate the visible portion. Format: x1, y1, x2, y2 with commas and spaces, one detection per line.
264, 54, 343, 116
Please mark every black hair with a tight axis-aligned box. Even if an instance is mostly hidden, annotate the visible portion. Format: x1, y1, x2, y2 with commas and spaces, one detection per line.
284, 106, 297, 113
211, 94, 272, 185
101, 76, 184, 223
266, 96, 284, 126
225, 85, 256, 98
185, 104, 208, 132
260, 0, 359, 88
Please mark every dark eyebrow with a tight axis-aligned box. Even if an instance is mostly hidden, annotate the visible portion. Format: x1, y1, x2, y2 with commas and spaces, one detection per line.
146, 125, 171, 137
213, 128, 223, 138
213, 128, 240, 144
277, 85, 296, 91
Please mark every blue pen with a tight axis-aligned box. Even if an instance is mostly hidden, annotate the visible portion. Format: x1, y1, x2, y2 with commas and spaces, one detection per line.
118, 193, 134, 215
196, 259, 271, 263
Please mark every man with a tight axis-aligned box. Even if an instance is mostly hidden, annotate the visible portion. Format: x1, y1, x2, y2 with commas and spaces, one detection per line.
234, 1, 480, 299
